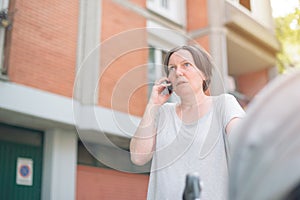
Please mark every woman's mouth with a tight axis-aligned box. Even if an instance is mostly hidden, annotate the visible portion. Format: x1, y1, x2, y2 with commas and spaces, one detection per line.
176, 81, 187, 86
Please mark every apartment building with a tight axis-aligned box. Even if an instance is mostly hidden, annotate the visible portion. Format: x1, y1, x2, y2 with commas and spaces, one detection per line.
0, 0, 279, 199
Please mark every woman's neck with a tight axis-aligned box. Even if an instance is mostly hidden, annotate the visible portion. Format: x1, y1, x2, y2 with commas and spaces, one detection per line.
179, 92, 209, 110
176, 93, 212, 124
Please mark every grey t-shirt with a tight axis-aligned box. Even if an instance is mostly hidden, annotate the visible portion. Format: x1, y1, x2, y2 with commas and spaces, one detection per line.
147, 94, 245, 200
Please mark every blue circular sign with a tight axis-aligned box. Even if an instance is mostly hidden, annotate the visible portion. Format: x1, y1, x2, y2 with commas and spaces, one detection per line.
20, 165, 30, 177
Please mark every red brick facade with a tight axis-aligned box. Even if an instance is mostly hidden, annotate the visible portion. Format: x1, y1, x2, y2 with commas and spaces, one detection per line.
187, 0, 208, 31
236, 68, 269, 99
8, 0, 78, 97
77, 165, 149, 200
99, 0, 148, 117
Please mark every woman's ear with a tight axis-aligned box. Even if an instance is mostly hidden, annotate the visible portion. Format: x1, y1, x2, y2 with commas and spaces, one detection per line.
203, 80, 209, 91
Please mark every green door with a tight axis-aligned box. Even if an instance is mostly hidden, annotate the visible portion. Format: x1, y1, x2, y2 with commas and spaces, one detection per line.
0, 124, 43, 200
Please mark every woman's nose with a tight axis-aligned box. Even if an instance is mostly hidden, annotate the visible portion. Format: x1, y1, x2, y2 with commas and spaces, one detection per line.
175, 66, 184, 76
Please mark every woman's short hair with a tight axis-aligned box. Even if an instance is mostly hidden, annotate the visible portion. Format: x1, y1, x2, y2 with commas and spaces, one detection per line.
163, 45, 214, 92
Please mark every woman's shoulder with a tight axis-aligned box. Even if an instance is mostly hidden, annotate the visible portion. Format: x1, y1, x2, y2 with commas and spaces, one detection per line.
211, 93, 240, 112
213, 93, 237, 103
214, 93, 236, 99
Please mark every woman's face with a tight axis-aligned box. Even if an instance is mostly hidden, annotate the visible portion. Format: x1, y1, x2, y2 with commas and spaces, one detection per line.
167, 49, 205, 96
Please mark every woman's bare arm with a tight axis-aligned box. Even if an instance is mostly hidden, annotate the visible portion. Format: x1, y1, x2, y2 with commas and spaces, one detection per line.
130, 103, 160, 165
130, 78, 171, 166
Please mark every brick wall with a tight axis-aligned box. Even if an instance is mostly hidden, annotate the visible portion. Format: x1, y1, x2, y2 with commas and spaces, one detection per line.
8, 0, 78, 97
99, 0, 148, 117
77, 165, 149, 200
236, 68, 269, 99
186, 0, 208, 31
186, 0, 210, 53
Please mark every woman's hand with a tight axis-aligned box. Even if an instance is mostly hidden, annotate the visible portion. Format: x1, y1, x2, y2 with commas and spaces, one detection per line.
149, 77, 172, 105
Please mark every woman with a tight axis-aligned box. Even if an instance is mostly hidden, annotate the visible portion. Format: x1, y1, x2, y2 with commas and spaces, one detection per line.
130, 45, 245, 200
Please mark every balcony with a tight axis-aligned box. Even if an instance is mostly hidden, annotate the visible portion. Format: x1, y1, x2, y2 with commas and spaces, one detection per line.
225, 1, 280, 75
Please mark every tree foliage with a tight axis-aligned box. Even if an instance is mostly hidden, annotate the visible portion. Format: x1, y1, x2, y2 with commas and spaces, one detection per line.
275, 4, 300, 73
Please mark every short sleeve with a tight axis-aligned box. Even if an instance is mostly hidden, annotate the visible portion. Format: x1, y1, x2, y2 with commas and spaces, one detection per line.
220, 94, 245, 129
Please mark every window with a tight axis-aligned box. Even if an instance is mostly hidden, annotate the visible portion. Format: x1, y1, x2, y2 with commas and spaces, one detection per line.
77, 141, 112, 168
146, 0, 186, 26
148, 46, 176, 102
228, 0, 252, 11
148, 46, 164, 98
239, 0, 251, 11
161, 0, 169, 9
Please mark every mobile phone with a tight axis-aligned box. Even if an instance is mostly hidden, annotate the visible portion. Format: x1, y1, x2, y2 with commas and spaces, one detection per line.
166, 81, 173, 94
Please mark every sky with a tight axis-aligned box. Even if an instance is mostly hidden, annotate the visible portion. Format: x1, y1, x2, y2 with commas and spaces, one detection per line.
270, 0, 299, 17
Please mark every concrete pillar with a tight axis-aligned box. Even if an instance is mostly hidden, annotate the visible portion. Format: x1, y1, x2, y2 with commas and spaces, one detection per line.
75, 0, 102, 105
207, 0, 229, 95
41, 129, 77, 200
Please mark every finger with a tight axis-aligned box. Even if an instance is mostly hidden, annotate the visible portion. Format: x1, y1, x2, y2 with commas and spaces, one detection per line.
161, 82, 171, 87
155, 77, 169, 85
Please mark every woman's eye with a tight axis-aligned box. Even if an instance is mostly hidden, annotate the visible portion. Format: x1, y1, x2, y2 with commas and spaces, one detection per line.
183, 63, 191, 67
168, 66, 175, 71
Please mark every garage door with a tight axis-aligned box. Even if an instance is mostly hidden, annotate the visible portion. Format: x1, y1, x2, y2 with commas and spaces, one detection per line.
0, 123, 43, 200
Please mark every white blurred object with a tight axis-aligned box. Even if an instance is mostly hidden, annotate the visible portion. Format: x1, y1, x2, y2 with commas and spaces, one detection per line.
226, 76, 236, 92
229, 70, 300, 200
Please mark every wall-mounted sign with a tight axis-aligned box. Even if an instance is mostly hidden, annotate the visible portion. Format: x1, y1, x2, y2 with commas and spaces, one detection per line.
16, 157, 33, 186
